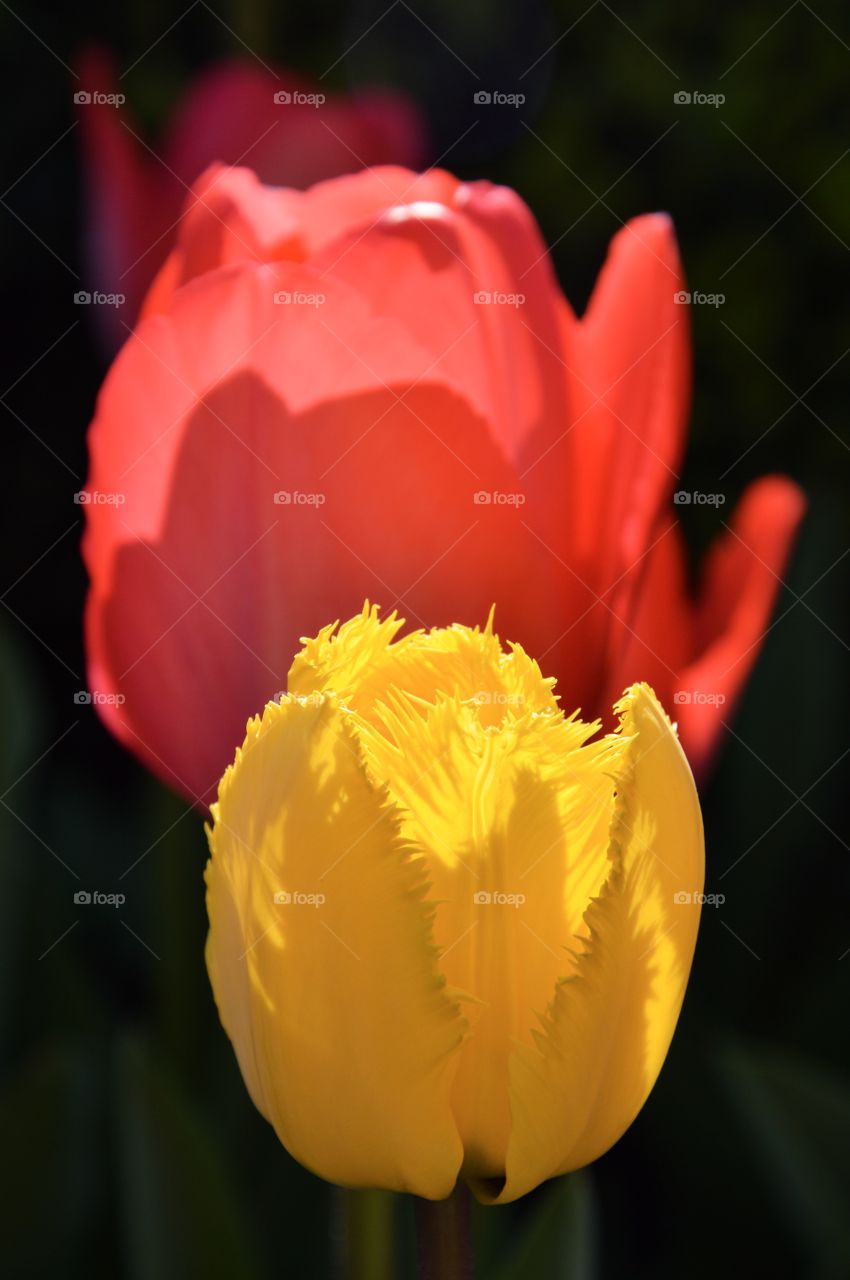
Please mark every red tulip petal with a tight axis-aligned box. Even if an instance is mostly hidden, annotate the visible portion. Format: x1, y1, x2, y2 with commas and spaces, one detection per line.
448, 181, 573, 467
675, 475, 806, 775
600, 517, 693, 719
310, 179, 569, 468
297, 166, 460, 250
568, 213, 690, 577
163, 62, 427, 192
163, 63, 306, 188
519, 214, 691, 715
350, 90, 428, 171
139, 166, 304, 322
84, 261, 542, 803
141, 165, 460, 319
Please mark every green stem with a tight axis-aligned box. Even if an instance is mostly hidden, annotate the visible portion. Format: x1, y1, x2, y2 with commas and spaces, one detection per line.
340, 1188, 395, 1280
415, 1185, 474, 1280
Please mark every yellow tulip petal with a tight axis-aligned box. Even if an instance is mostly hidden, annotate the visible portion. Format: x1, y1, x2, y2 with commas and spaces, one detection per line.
288, 602, 559, 729
352, 682, 630, 1182
205, 694, 467, 1198
211, 609, 706, 1203
476, 682, 703, 1203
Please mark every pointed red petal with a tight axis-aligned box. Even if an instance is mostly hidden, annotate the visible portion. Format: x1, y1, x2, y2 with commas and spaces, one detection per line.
676, 475, 806, 775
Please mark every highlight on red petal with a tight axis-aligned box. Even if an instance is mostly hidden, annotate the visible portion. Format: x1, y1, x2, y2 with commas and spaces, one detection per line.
450, 180, 572, 468
309, 179, 569, 470
674, 475, 807, 775
142, 165, 462, 318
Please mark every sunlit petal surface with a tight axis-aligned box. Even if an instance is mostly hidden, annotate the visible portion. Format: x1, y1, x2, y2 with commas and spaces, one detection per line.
206, 607, 705, 1200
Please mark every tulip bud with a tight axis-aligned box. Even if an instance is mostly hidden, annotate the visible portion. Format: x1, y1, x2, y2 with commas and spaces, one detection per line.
205, 605, 704, 1201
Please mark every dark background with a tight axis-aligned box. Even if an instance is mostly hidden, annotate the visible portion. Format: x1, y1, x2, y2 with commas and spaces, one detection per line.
1, 1, 848, 1276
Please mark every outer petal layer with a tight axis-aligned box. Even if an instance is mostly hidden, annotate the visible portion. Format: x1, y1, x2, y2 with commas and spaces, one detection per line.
84, 262, 545, 802
142, 167, 569, 479
205, 694, 466, 1197
676, 475, 806, 774
487, 683, 704, 1203
519, 214, 691, 711
290, 609, 627, 1178
141, 165, 460, 319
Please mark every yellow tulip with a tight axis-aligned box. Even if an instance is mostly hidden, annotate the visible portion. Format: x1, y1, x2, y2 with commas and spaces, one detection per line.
205, 605, 704, 1202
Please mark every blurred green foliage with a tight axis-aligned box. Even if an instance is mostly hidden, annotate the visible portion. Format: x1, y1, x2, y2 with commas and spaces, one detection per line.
0, 1, 848, 1275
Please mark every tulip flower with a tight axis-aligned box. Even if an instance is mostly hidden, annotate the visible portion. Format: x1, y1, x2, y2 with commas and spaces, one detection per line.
75, 49, 426, 349
82, 163, 805, 805
205, 606, 705, 1200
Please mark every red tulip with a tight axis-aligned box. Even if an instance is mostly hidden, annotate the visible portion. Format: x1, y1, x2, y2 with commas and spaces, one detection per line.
82, 164, 804, 804
75, 49, 426, 351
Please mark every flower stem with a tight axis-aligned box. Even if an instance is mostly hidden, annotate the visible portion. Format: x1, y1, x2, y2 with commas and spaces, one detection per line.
339, 1188, 394, 1280
415, 1185, 474, 1280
